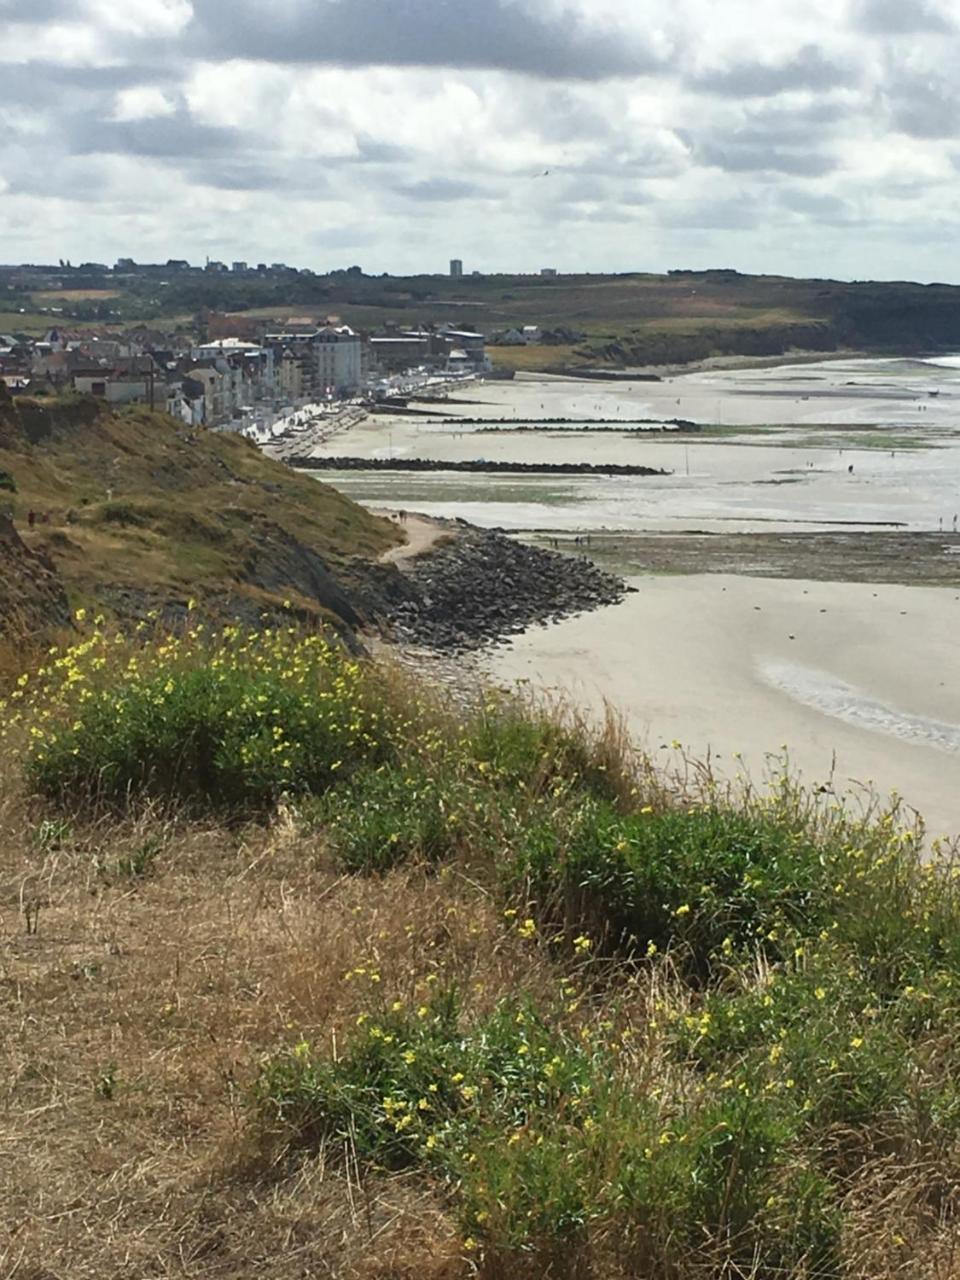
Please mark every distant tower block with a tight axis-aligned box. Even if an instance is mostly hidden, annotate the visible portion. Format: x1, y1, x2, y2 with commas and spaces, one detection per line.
450, 259, 463, 278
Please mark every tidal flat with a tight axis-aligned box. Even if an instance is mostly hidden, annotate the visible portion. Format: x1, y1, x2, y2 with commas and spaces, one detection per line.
312, 356, 960, 841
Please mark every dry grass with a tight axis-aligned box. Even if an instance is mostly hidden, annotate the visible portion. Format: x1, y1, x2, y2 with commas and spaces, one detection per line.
6, 630, 960, 1278
30, 290, 121, 302
487, 344, 584, 373
0, 754, 562, 1279
4, 768, 960, 1278
0, 395, 402, 633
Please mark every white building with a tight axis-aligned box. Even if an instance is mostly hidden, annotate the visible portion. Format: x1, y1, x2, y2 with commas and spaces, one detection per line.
189, 338, 276, 415
315, 325, 362, 396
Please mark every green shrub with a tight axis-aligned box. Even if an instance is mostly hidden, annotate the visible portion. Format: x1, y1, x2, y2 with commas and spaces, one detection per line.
507, 795, 839, 971
0, 470, 16, 493
258, 988, 600, 1169
93, 501, 148, 527
302, 762, 475, 873
670, 965, 920, 1134
23, 628, 390, 810
461, 693, 625, 803
258, 989, 841, 1271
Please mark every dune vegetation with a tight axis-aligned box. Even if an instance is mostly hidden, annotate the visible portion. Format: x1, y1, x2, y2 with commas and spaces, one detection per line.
2, 617, 960, 1277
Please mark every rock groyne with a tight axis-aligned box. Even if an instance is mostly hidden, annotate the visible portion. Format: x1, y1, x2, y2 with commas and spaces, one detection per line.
348, 523, 628, 652
298, 457, 670, 478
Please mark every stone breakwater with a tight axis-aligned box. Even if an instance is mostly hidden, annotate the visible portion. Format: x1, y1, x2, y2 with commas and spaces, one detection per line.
297, 457, 670, 477
349, 523, 628, 652
457, 417, 700, 431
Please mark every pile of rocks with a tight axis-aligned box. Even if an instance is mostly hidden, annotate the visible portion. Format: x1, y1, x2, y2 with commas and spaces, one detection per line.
365, 525, 627, 652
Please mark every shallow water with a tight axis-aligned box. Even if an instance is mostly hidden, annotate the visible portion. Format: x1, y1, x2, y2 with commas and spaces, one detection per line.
759, 659, 960, 754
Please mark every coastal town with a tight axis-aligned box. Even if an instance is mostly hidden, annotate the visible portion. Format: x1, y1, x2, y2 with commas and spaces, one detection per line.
0, 256, 584, 441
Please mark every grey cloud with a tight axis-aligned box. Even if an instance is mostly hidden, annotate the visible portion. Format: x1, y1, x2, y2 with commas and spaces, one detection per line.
697, 140, 835, 176
0, 60, 172, 107
67, 109, 242, 161
882, 71, 960, 138
4, 150, 116, 201
188, 0, 666, 80
63, 109, 339, 195
689, 97, 843, 178
350, 139, 414, 166
853, 0, 954, 34
723, 99, 847, 148
395, 177, 485, 202
548, 174, 650, 210
692, 45, 856, 98
0, 0, 77, 18
551, 130, 689, 182
191, 157, 329, 193
531, 89, 617, 144
778, 188, 851, 222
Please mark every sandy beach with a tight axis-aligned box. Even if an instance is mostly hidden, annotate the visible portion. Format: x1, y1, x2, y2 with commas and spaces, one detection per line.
485, 574, 960, 843
311, 356, 960, 844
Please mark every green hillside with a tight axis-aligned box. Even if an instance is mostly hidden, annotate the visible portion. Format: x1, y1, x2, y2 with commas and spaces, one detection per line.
0, 384, 400, 637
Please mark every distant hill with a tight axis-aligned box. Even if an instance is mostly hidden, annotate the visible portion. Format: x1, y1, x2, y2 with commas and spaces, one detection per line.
0, 383, 400, 639
14, 267, 960, 373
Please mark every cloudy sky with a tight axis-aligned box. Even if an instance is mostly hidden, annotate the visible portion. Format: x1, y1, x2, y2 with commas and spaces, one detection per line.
2, 0, 959, 280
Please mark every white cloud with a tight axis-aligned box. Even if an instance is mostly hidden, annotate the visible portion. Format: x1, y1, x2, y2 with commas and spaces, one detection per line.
83, 0, 193, 38
112, 86, 178, 121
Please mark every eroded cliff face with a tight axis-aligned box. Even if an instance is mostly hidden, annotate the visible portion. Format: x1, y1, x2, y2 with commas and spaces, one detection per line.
0, 513, 71, 637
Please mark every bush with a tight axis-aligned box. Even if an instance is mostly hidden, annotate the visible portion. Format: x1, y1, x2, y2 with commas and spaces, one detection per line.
258, 988, 842, 1271
458, 691, 639, 813
507, 794, 843, 972
302, 761, 476, 873
21, 626, 391, 810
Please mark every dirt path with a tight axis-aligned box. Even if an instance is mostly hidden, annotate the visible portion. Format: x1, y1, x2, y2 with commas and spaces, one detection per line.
375, 511, 452, 565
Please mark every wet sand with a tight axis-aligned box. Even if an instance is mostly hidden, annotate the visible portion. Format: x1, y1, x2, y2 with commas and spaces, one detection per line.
485, 575, 960, 843
555, 530, 960, 588
313, 359, 960, 535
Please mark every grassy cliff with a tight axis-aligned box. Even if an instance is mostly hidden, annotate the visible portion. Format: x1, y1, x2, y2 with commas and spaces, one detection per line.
1, 620, 958, 1278
0, 385, 400, 639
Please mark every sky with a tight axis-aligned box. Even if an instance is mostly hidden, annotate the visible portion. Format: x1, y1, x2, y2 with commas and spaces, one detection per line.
1, 0, 959, 281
